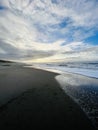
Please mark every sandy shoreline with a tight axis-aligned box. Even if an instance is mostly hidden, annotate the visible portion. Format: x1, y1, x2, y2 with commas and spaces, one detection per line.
0, 64, 96, 129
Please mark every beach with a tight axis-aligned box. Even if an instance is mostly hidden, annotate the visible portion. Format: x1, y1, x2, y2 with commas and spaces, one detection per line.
0, 64, 96, 129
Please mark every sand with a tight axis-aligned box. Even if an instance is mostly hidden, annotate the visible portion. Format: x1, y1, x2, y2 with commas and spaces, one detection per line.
0, 64, 96, 129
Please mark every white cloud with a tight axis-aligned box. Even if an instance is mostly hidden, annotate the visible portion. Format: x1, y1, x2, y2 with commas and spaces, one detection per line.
0, 0, 98, 62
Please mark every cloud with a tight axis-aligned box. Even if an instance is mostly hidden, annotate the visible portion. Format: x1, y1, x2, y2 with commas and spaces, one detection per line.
0, 0, 98, 62
41, 42, 98, 62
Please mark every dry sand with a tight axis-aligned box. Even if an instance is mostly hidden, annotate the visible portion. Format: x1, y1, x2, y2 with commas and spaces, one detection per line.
0, 64, 96, 129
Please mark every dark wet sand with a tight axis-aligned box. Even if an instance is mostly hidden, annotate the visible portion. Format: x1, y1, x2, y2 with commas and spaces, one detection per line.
0, 65, 96, 129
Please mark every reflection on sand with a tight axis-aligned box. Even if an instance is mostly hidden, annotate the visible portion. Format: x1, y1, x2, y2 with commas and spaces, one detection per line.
55, 73, 98, 128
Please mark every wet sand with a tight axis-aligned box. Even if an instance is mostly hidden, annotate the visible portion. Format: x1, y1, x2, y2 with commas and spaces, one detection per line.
0, 64, 96, 129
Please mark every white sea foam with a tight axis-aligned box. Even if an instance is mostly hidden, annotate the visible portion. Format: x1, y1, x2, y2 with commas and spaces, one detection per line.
31, 62, 98, 78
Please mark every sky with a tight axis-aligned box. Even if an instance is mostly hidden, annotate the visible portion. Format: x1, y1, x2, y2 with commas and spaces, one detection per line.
0, 0, 98, 63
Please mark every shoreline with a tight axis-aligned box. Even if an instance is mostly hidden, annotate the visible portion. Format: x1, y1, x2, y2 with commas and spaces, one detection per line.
0, 64, 96, 129
26, 65, 98, 79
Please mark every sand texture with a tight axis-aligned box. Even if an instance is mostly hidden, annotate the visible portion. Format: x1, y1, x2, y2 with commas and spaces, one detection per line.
0, 64, 96, 129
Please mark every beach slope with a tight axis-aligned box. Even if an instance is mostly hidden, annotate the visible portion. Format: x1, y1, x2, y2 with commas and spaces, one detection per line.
0, 65, 95, 129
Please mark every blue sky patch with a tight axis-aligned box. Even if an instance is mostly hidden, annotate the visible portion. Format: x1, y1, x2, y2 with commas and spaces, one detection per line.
51, 0, 58, 4
59, 18, 70, 28
0, 6, 7, 10
85, 32, 98, 45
